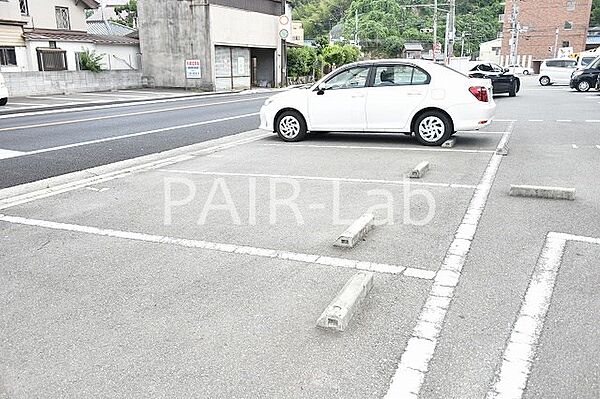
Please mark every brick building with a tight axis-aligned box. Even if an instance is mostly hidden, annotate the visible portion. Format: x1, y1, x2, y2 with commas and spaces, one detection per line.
501, 0, 593, 67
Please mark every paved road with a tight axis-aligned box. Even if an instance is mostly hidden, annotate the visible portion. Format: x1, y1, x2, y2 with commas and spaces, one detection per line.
0, 76, 599, 398
0, 91, 269, 188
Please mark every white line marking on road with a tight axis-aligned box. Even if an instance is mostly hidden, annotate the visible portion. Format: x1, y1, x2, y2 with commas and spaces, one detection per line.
0, 214, 435, 280
4, 113, 259, 159
263, 143, 495, 154
556, 119, 572, 122
71, 92, 149, 98
487, 232, 600, 399
0, 97, 266, 132
0, 132, 270, 210
572, 144, 578, 149
4, 102, 44, 106
159, 170, 477, 189
0, 149, 27, 160
596, 145, 600, 150
26, 96, 94, 102
585, 120, 600, 123
528, 120, 543, 122
384, 122, 514, 398
495, 119, 518, 122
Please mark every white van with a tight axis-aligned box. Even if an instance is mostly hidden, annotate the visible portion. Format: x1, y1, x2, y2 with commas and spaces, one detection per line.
539, 58, 577, 86
0, 73, 8, 106
576, 51, 600, 69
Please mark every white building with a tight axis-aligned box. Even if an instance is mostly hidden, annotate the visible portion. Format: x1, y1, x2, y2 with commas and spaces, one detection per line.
139, 0, 286, 90
478, 38, 502, 64
0, 0, 140, 72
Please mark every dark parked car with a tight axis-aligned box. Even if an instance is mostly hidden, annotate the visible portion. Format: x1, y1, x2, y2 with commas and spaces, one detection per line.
570, 56, 600, 92
467, 62, 521, 97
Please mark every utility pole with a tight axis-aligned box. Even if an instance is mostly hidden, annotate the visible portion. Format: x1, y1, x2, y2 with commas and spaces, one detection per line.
446, 0, 455, 63
509, 0, 519, 66
354, 9, 359, 46
281, 0, 287, 87
554, 27, 560, 58
433, 0, 438, 59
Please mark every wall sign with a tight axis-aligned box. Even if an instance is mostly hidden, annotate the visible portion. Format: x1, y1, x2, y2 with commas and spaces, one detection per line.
185, 59, 202, 79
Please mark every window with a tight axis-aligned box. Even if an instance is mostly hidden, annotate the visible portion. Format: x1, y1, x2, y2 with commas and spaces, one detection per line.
372, 65, 431, 87
37, 48, 67, 71
545, 60, 559, 67
19, 0, 28, 15
559, 60, 576, 68
475, 63, 494, 72
55, 7, 71, 30
566, 0, 575, 11
322, 67, 369, 90
49, 41, 57, 49
581, 57, 596, 67
0, 47, 17, 66
562, 41, 570, 48
564, 21, 573, 30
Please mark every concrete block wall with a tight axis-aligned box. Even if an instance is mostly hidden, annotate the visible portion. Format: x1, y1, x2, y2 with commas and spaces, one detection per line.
3, 70, 143, 96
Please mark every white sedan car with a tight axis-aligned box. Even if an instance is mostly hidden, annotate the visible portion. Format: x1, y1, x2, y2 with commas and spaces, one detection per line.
260, 59, 495, 146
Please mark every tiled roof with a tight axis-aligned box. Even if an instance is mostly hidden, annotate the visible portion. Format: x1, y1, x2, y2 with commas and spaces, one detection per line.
404, 43, 424, 51
23, 29, 138, 45
87, 20, 135, 36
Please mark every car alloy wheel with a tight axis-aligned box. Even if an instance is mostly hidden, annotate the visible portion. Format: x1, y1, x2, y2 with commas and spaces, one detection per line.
418, 116, 446, 143
278, 115, 301, 139
577, 80, 590, 92
540, 76, 550, 86
523, 70, 530, 75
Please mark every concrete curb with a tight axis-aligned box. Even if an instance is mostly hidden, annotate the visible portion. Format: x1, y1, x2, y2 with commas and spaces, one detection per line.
409, 161, 431, 179
316, 271, 374, 332
334, 213, 375, 248
442, 138, 457, 148
509, 185, 576, 200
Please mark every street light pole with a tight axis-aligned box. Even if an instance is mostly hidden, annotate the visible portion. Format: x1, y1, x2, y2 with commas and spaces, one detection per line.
281, 0, 287, 87
446, 0, 455, 63
433, 0, 438, 58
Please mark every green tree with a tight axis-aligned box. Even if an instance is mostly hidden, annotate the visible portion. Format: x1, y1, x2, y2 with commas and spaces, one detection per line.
113, 0, 138, 28
591, 0, 600, 27
321, 43, 360, 67
79, 49, 104, 72
287, 46, 318, 77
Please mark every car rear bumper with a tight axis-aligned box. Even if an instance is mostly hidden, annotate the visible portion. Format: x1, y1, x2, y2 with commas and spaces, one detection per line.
450, 101, 496, 131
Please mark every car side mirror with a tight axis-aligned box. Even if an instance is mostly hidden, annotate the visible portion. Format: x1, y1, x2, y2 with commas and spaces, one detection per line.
316, 83, 327, 95
504, 68, 510, 73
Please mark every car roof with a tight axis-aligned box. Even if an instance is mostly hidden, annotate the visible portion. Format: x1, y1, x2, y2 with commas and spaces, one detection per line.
342, 59, 438, 68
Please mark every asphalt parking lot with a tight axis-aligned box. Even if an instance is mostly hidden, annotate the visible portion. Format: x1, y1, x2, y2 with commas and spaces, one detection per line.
1, 76, 599, 398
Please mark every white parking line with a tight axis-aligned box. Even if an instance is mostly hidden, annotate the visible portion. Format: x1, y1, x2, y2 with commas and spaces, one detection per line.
0, 214, 436, 280
487, 232, 600, 399
596, 145, 600, 150
384, 122, 514, 398
585, 120, 600, 123
572, 144, 578, 149
159, 170, 477, 189
4, 102, 45, 107
0, 97, 265, 132
556, 119, 572, 122
73, 92, 148, 98
528, 120, 543, 122
263, 143, 495, 154
2, 113, 258, 159
0, 149, 27, 160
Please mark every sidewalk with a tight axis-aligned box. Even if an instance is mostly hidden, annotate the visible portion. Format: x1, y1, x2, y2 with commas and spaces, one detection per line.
0, 87, 280, 116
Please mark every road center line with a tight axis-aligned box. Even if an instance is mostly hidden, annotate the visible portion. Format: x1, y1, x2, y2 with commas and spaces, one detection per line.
6, 113, 259, 158
384, 122, 514, 398
0, 149, 27, 160
487, 232, 600, 399
0, 97, 266, 132
263, 143, 495, 154
0, 214, 435, 280
159, 169, 477, 189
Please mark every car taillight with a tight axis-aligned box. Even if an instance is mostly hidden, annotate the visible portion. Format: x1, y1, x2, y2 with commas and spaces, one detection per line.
469, 86, 489, 102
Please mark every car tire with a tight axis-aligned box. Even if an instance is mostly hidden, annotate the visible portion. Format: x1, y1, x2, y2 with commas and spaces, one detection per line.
509, 82, 517, 97
539, 76, 551, 86
0, 98, 7, 106
576, 80, 591, 92
275, 110, 307, 142
523, 70, 530, 75
413, 111, 453, 146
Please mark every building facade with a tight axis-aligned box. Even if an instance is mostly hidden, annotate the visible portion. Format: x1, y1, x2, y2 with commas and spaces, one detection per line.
138, 0, 285, 91
501, 0, 593, 64
0, 0, 140, 72
479, 38, 502, 64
